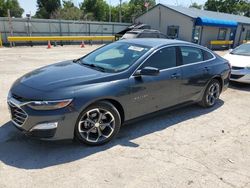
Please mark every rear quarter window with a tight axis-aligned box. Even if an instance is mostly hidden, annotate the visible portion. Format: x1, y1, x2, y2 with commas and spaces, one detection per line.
203, 50, 214, 61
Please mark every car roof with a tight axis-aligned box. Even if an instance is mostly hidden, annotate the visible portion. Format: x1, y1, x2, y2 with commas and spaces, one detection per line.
119, 38, 192, 48
128, 29, 161, 33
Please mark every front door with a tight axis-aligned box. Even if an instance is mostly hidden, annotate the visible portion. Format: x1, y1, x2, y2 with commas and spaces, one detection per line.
128, 46, 182, 119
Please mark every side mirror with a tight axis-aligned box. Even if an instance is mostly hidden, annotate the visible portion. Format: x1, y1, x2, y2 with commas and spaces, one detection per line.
134, 66, 160, 77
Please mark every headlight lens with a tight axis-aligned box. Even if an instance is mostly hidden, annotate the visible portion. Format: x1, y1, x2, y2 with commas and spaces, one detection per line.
27, 99, 72, 110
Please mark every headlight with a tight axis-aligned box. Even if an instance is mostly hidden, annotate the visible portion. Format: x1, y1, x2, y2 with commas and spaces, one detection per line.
27, 99, 72, 110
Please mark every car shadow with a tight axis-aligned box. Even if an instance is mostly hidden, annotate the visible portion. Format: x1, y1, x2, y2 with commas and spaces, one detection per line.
0, 100, 224, 169
229, 81, 250, 91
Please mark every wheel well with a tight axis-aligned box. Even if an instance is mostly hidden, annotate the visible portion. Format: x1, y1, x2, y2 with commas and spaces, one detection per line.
99, 99, 125, 123
213, 76, 223, 92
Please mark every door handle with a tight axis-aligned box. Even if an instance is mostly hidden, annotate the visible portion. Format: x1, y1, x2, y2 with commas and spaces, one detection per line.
204, 67, 211, 72
171, 73, 181, 79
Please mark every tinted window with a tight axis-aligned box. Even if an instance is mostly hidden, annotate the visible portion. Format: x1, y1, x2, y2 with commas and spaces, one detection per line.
159, 33, 167, 38
218, 28, 227, 40
203, 50, 214, 60
180, 46, 203, 65
141, 47, 176, 70
138, 33, 158, 38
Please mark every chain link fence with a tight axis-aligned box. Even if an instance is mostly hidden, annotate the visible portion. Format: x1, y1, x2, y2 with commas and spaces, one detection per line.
0, 17, 131, 45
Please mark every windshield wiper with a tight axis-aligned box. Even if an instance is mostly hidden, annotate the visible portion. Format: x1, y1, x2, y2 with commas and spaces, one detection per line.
81, 63, 107, 72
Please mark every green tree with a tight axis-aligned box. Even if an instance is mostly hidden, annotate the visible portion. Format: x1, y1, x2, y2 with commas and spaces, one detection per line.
129, 0, 156, 13
80, 0, 109, 21
204, 0, 250, 17
117, 0, 156, 23
0, 0, 5, 17
53, 0, 82, 20
189, 2, 203, 9
0, 0, 24, 17
35, 0, 61, 19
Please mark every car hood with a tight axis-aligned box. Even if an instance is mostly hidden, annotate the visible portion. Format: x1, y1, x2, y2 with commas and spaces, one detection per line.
223, 53, 250, 67
16, 61, 111, 92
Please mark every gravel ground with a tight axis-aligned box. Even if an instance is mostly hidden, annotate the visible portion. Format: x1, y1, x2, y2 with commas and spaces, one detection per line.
0, 46, 249, 188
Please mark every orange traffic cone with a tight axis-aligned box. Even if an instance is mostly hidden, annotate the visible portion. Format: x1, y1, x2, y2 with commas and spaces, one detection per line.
81, 41, 85, 48
47, 41, 52, 49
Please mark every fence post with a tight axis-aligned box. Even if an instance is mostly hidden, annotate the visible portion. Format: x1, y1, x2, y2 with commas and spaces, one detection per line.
0, 33, 3, 47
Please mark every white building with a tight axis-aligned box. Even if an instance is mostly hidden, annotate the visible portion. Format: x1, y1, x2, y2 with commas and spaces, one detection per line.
135, 4, 250, 49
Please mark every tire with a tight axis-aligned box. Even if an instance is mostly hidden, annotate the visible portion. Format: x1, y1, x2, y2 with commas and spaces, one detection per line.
199, 79, 221, 108
75, 101, 121, 146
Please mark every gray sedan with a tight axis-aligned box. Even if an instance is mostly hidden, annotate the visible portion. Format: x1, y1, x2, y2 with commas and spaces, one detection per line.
8, 39, 230, 145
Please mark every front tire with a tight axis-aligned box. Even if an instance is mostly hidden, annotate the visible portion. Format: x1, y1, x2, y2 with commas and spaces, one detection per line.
199, 79, 221, 108
75, 101, 121, 146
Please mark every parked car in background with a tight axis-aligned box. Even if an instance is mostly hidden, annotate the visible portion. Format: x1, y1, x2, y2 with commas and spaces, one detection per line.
115, 23, 151, 40
8, 39, 230, 146
121, 29, 167, 39
224, 42, 250, 83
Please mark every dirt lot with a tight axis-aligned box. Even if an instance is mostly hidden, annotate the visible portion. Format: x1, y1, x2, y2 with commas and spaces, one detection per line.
0, 46, 250, 188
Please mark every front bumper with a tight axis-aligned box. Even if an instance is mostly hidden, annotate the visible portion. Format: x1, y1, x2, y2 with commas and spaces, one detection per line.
230, 68, 250, 84
7, 96, 79, 140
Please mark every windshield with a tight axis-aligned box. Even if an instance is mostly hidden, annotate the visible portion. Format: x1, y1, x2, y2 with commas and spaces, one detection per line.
121, 32, 138, 39
231, 43, 250, 56
80, 42, 150, 72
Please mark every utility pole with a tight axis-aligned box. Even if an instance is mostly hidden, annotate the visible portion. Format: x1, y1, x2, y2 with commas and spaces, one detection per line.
109, 0, 111, 22
119, 0, 122, 23
7, 9, 14, 47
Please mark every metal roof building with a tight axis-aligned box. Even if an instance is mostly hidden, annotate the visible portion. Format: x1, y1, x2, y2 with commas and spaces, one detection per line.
135, 4, 250, 48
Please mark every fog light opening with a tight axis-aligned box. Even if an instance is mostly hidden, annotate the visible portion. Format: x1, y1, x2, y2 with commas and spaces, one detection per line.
30, 122, 58, 131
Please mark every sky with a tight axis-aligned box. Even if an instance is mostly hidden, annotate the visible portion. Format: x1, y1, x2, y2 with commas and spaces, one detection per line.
18, 0, 206, 17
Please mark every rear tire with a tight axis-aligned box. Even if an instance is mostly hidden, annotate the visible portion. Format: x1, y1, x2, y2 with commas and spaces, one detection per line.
199, 79, 221, 108
75, 101, 121, 146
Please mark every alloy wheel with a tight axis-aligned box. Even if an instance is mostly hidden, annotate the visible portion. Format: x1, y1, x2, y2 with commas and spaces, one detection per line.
78, 108, 115, 143
206, 82, 220, 106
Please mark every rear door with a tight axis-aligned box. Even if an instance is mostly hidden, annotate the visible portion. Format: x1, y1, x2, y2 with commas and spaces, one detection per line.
128, 46, 182, 118
178, 46, 215, 102
138, 32, 159, 38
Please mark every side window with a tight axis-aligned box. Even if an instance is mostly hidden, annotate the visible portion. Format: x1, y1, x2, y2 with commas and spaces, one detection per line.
218, 28, 227, 40
180, 46, 203, 65
203, 50, 214, 61
139, 33, 158, 38
141, 47, 176, 70
159, 33, 167, 38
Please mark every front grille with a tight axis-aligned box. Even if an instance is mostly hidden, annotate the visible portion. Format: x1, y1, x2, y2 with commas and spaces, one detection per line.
230, 74, 244, 79
232, 66, 245, 70
8, 102, 28, 127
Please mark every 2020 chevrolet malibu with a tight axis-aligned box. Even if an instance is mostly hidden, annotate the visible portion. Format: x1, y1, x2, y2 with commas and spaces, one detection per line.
7, 39, 231, 145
